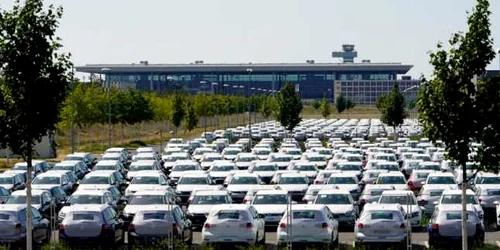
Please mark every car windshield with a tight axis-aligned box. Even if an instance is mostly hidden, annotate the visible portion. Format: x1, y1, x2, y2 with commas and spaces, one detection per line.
12, 165, 27, 170
7, 195, 40, 204
339, 165, 360, 171
129, 165, 153, 171
81, 176, 109, 185
344, 156, 361, 161
294, 165, 317, 171
254, 150, 270, 155
418, 165, 440, 171
67, 195, 103, 205
272, 157, 292, 162
315, 194, 351, 204
377, 176, 405, 184
374, 165, 399, 171
102, 156, 119, 161
426, 190, 444, 196
427, 176, 455, 184
286, 151, 301, 155
129, 195, 165, 205
292, 211, 315, 219
53, 165, 73, 171
379, 195, 416, 205
308, 157, 325, 162
252, 194, 288, 204
192, 195, 228, 204
376, 155, 395, 161
224, 150, 240, 155
328, 177, 356, 184
210, 165, 234, 171
230, 176, 259, 185
441, 195, 477, 204
32, 176, 59, 185
480, 177, 500, 184
131, 176, 159, 185
217, 210, 241, 219
416, 172, 431, 179
237, 156, 255, 162
142, 212, 169, 220
0, 177, 13, 184
172, 165, 196, 171
253, 165, 275, 171
94, 165, 116, 171
279, 177, 307, 184
178, 177, 207, 185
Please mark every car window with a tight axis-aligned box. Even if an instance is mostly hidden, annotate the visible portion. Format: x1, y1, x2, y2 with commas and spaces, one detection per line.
217, 210, 241, 220
31, 208, 42, 219
73, 213, 95, 221
315, 194, 351, 204
328, 177, 357, 184
370, 211, 394, 220
252, 195, 288, 204
293, 211, 315, 219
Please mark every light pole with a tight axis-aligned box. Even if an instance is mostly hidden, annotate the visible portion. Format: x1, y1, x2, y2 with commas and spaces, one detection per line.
246, 68, 253, 150
70, 66, 75, 154
239, 85, 245, 127
101, 68, 112, 148
200, 81, 208, 140
403, 85, 420, 125
223, 84, 229, 128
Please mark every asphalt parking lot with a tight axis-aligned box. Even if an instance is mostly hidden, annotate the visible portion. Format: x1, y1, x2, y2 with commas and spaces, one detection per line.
190, 231, 500, 249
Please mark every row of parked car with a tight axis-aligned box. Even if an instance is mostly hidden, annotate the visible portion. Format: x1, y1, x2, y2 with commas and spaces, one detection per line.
0, 118, 494, 248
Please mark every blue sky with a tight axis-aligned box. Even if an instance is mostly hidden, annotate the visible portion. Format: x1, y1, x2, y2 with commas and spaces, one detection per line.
1, 0, 499, 77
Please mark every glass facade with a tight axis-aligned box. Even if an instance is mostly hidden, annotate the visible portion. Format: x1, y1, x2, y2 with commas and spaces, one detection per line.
338, 80, 420, 105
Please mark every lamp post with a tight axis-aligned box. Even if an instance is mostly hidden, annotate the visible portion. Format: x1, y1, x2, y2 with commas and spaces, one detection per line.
246, 69, 253, 150
223, 84, 229, 128
101, 68, 112, 148
200, 81, 208, 140
239, 85, 245, 127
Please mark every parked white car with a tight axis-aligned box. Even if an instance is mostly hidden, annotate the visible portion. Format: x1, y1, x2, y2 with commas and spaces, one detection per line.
354, 203, 408, 247
313, 189, 357, 229
378, 190, 422, 229
276, 204, 339, 248
251, 189, 290, 228
201, 204, 265, 245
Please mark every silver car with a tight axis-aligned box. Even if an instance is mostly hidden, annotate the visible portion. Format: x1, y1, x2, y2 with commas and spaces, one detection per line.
313, 189, 357, 228
417, 184, 455, 217
428, 204, 484, 248
59, 204, 124, 246
354, 203, 408, 247
128, 205, 193, 246
359, 184, 395, 208
0, 204, 50, 244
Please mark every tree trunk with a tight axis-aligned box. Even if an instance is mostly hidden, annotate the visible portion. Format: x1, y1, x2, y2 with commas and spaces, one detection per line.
26, 145, 33, 250
461, 165, 468, 250
393, 126, 397, 142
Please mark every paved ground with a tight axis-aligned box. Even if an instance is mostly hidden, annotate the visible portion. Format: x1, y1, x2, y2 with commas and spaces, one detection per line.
191, 231, 500, 249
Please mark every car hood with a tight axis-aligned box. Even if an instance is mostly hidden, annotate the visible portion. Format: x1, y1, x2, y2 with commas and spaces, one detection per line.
31, 184, 59, 190
227, 184, 262, 192
78, 184, 112, 190
323, 204, 354, 214
187, 205, 217, 215
276, 184, 308, 192
253, 204, 287, 214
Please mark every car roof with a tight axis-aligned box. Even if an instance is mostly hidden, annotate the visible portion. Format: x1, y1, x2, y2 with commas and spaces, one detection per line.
436, 204, 475, 212
211, 204, 252, 211
102, 153, 122, 157
130, 160, 157, 166
96, 160, 119, 165
363, 184, 395, 191
72, 189, 109, 196
0, 172, 19, 177
11, 189, 48, 196
36, 171, 65, 177
83, 171, 114, 177
232, 173, 260, 178
255, 189, 288, 195
193, 190, 230, 196
380, 190, 414, 196
72, 152, 91, 156
131, 171, 163, 177
180, 173, 209, 178
279, 172, 307, 178
362, 203, 402, 211
174, 160, 199, 165
427, 172, 454, 177
288, 204, 326, 210
133, 190, 168, 195
317, 189, 350, 195
443, 189, 475, 195
0, 204, 29, 211
135, 152, 156, 156
66, 204, 110, 213
330, 173, 358, 178
378, 172, 405, 177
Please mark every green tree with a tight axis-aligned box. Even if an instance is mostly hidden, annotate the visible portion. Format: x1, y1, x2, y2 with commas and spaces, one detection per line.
335, 95, 346, 117
146, 93, 171, 149
377, 82, 407, 142
275, 82, 303, 132
260, 96, 277, 119
311, 99, 321, 111
320, 96, 331, 119
0, 1, 72, 249
184, 98, 198, 132
417, 1, 497, 247
407, 99, 416, 110
171, 93, 185, 137
345, 99, 356, 118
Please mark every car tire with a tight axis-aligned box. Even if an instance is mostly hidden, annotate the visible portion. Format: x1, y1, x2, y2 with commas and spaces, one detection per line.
185, 232, 193, 246
332, 233, 339, 249
42, 229, 51, 244
257, 232, 265, 246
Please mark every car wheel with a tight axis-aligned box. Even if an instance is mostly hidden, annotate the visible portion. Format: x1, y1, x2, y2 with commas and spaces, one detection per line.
258, 232, 265, 246
331, 232, 339, 249
185, 232, 193, 246
42, 229, 51, 244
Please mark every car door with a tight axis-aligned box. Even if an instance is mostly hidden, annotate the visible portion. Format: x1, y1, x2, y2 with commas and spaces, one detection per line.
249, 206, 264, 240
14, 175, 24, 191
107, 208, 123, 241
31, 207, 47, 241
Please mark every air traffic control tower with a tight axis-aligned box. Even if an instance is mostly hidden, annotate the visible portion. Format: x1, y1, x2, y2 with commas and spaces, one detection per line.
332, 44, 358, 63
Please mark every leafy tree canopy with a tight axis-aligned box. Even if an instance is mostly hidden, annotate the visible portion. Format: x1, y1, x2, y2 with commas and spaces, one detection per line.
335, 95, 346, 114
275, 82, 303, 131
377, 82, 407, 128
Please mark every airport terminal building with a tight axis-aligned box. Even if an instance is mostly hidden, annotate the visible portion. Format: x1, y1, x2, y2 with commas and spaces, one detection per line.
76, 45, 421, 105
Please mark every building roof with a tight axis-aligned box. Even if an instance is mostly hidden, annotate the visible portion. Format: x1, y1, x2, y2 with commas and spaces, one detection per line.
76, 62, 413, 74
